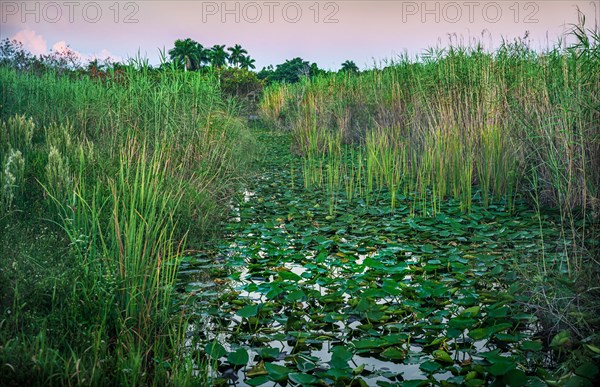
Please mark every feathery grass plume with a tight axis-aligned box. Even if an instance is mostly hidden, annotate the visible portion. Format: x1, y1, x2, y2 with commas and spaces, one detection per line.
1, 148, 25, 212
0, 114, 34, 155
44, 145, 74, 209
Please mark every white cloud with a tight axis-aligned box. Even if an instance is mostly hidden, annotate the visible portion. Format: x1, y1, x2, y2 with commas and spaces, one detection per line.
51, 40, 70, 54
11, 29, 47, 55
92, 49, 122, 63
11, 29, 123, 65
50, 41, 121, 64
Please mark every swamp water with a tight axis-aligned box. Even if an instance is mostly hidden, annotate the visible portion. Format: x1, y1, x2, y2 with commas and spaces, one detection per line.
178, 134, 566, 386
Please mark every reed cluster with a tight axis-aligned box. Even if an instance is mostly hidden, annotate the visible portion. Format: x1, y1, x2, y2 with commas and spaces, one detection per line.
260, 23, 599, 272
0, 66, 255, 385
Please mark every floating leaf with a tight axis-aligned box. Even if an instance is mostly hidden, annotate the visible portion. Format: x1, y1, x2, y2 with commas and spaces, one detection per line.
352, 338, 386, 350
521, 340, 543, 352
279, 270, 302, 281
575, 362, 599, 379
330, 345, 353, 369
265, 362, 292, 382
550, 330, 571, 349
245, 375, 269, 386
563, 375, 594, 387
381, 347, 406, 360
257, 347, 280, 360
227, 348, 249, 366
488, 359, 515, 376
289, 373, 318, 384
205, 341, 226, 359
432, 350, 453, 363
460, 306, 480, 318
421, 244, 434, 254
237, 304, 259, 318
420, 360, 442, 373
504, 369, 527, 386
353, 364, 365, 375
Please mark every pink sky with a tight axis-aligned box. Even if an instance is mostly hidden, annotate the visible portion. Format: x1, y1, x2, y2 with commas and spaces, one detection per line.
1, 1, 598, 69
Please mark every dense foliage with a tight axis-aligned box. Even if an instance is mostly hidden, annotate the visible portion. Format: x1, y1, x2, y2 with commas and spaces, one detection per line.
0, 65, 256, 385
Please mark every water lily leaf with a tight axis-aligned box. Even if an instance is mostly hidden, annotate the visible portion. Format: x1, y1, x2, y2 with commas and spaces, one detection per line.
237, 304, 259, 318
381, 347, 405, 360
330, 346, 353, 369
487, 306, 509, 318
447, 375, 465, 384
402, 380, 430, 387
460, 306, 480, 318
324, 367, 352, 380
469, 323, 512, 340
285, 289, 306, 302
279, 270, 302, 281
353, 364, 365, 375
227, 348, 249, 366
420, 360, 442, 373
503, 369, 527, 386
575, 362, 599, 379
421, 244, 434, 254
205, 341, 226, 359
363, 257, 384, 269
257, 347, 280, 360
550, 330, 571, 348
488, 359, 515, 376
446, 328, 463, 338
468, 328, 489, 340
432, 350, 453, 363
289, 373, 318, 384
521, 340, 543, 352
352, 338, 386, 350
563, 375, 594, 387
449, 318, 477, 330
496, 333, 522, 342
245, 375, 269, 386
297, 357, 316, 372
265, 362, 292, 382
465, 379, 486, 386
354, 296, 371, 312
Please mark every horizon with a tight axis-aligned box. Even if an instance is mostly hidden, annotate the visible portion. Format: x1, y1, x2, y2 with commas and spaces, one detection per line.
2, 1, 599, 70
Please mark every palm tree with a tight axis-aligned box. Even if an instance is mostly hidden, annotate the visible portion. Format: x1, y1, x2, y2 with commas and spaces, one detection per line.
340, 60, 359, 73
227, 44, 248, 67
239, 56, 256, 70
208, 45, 229, 68
168, 38, 205, 71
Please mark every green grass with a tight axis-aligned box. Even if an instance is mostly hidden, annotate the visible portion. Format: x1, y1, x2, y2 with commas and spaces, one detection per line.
0, 66, 256, 385
260, 21, 599, 276
257, 19, 600, 377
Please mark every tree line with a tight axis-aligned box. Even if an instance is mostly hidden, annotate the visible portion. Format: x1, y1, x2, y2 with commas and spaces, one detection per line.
0, 37, 361, 85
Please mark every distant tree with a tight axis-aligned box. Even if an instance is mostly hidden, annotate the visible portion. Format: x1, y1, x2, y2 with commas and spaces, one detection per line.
227, 44, 248, 67
275, 57, 309, 83
40, 44, 82, 73
257, 65, 274, 80
309, 62, 324, 77
168, 38, 206, 71
340, 60, 359, 73
257, 58, 324, 83
239, 56, 256, 70
209, 45, 229, 68
0, 38, 34, 70
86, 58, 104, 72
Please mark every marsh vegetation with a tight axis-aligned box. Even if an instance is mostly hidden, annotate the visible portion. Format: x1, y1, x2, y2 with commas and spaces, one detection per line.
1, 18, 599, 387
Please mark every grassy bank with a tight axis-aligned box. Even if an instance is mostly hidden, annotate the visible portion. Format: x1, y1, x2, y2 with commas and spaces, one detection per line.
0, 67, 255, 385
260, 24, 599, 360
